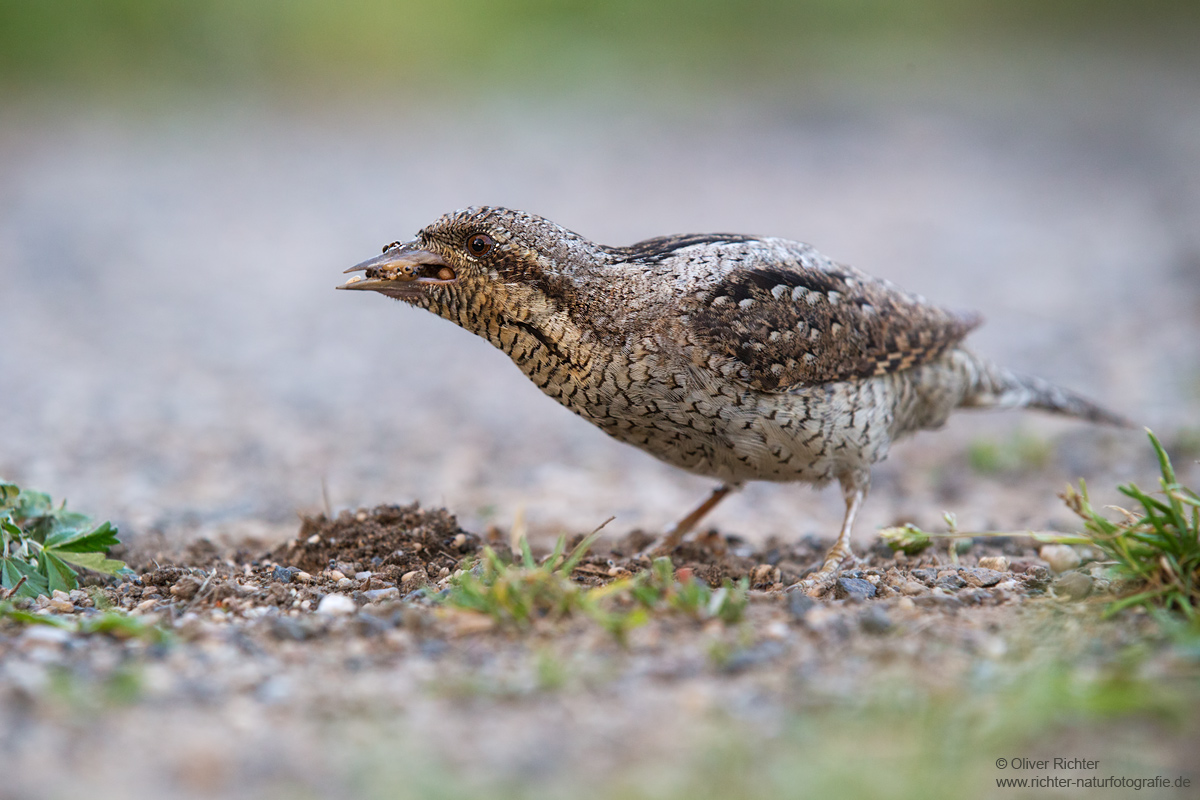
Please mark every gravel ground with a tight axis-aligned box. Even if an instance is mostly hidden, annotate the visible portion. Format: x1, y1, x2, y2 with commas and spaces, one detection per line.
3, 504, 1194, 800
2, 55, 1200, 798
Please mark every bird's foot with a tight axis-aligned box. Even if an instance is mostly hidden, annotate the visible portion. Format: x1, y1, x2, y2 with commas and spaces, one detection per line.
787, 547, 858, 596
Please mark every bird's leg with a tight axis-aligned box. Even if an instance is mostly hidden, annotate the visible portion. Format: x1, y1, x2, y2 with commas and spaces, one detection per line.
801, 471, 869, 586
640, 482, 740, 557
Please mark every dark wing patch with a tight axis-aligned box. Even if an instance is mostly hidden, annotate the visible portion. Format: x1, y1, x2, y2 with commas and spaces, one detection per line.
609, 234, 759, 263
688, 265, 981, 391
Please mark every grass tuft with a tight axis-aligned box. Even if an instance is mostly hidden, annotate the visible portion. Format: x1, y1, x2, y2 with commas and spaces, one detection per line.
1061, 429, 1200, 618
443, 536, 748, 640
442, 533, 600, 628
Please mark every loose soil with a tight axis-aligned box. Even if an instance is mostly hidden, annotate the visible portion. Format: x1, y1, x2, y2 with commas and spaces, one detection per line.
102, 502, 1066, 619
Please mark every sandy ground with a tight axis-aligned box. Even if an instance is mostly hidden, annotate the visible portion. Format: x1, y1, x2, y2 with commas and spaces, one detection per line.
2, 56, 1200, 798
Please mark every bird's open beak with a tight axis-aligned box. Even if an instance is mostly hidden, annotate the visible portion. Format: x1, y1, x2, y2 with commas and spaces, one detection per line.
337, 241, 457, 295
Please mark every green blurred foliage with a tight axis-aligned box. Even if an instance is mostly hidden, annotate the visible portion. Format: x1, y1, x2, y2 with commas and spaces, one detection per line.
1, 0, 1197, 96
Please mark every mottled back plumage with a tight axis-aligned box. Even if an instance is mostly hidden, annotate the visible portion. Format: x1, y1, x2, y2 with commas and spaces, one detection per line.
677, 243, 982, 391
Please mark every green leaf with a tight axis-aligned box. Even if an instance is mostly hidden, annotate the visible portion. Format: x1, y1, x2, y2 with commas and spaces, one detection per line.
0, 602, 70, 627
40, 550, 79, 593
2, 557, 49, 598
14, 489, 51, 519
51, 549, 127, 577
45, 521, 121, 552
48, 510, 93, 533
0, 482, 19, 509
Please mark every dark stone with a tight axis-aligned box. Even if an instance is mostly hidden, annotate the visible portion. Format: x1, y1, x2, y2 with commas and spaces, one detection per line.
353, 613, 394, 637
859, 606, 892, 634
269, 615, 312, 641
936, 574, 966, 591
910, 568, 938, 585
787, 591, 816, 620
835, 577, 876, 601
272, 565, 299, 584
960, 567, 1004, 588
959, 588, 990, 605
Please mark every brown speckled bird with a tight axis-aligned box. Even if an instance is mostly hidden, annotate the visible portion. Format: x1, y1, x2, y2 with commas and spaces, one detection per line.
339, 207, 1127, 587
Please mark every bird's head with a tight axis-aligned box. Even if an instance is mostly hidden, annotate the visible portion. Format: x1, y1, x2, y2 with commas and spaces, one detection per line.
338, 207, 593, 320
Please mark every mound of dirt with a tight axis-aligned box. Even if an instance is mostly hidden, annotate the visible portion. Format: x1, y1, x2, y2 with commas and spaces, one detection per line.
269, 503, 480, 580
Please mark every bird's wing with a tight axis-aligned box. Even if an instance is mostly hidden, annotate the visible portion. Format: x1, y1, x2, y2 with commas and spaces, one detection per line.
681, 242, 981, 392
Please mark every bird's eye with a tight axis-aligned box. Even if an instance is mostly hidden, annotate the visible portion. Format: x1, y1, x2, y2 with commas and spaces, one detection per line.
466, 233, 494, 257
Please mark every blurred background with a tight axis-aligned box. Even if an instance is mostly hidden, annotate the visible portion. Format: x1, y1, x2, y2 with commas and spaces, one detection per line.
1, 0, 1198, 550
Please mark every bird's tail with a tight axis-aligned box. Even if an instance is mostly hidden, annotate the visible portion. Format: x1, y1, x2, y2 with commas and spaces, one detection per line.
955, 350, 1132, 427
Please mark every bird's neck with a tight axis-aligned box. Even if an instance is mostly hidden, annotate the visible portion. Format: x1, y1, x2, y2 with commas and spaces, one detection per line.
422, 282, 614, 382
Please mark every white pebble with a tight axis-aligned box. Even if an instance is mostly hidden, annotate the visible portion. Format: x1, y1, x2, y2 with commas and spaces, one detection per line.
316, 594, 356, 616
1039, 544, 1081, 574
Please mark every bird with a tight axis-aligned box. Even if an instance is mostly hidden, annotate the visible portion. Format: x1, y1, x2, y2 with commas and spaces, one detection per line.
339, 206, 1128, 589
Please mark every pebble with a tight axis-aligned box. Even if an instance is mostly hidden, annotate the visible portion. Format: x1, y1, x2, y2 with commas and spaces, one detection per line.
859, 606, 892, 634
899, 580, 927, 596
1039, 544, 1082, 574
170, 576, 203, 600
316, 594, 356, 616
977, 556, 1010, 572
1051, 572, 1093, 601
960, 568, 1005, 588
272, 565, 298, 584
269, 616, 313, 641
935, 574, 966, 591
1019, 564, 1052, 591
335, 578, 355, 590
835, 577, 876, 601
47, 598, 75, 614
362, 587, 400, 603
354, 571, 372, 581
910, 568, 938, 585
327, 570, 347, 582
786, 591, 815, 620
295, 571, 313, 583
